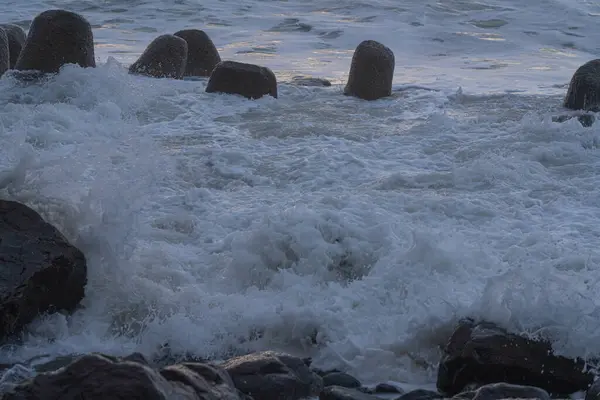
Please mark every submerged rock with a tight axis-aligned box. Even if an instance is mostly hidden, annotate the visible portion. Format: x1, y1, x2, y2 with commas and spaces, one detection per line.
0, 200, 87, 342
564, 59, 600, 111
320, 386, 379, 400
129, 34, 188, 79
0, 24, 26, 69
289, 75, 332, 87
221, 351, 322, 400
323, 372, 361, 388
206, 61, 278, 100
15, 9, 95, 74
173, 29, 221, 77
469, 382, 550, 400
344, 40, 395, 100
396, 389, 442, 400
436, 319, 594, 396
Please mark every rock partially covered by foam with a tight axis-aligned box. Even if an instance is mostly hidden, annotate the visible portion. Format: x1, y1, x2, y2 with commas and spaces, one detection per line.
15, 9, 95, 74
0, 24, 26, 69
344, 40, 395, 101
0, 27, 9, 76
173, 29, 221, 77
469, 382, 550, 400
206, 61, 278, 99
564, 59, 600, 111
221, 351, 323, 400
0, 200, 87, 342
2, 353, 245, 400
129, 34, 188, 79
436, 319, 594, 397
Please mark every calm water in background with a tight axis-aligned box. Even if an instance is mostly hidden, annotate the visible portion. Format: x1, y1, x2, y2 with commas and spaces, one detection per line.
1, 0, 600, 390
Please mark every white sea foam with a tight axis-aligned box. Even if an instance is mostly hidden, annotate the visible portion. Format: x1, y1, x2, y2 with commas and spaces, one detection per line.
1, 0, 600, 391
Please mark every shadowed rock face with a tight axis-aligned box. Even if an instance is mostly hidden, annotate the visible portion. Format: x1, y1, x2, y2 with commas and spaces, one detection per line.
0, 27, 9, 76
436, 319, 594, 397
15, 9, 95, 74
564, 59, 600, 111
0, 200, 87, 343
0, 24, 26, 69
206, 61, 278, 100
173, 29, 221, 77
344, 40, 395, 101
129, 34, 188, 79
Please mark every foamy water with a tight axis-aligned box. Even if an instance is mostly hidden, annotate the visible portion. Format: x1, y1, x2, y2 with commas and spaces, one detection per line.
1, 0, 600, 392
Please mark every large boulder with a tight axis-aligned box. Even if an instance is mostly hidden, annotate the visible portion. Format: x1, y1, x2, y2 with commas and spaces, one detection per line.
0, 24, 26, 69
470, 383, 550, 400
220, 351, 322, 400
129, 34, 188, 79
0, 27, 9, 76
564, 59, 600, 111
15, 9, 95, 74
2, 353, 245, 400
173, 29, 221, 77
0, 200, 87, 342
436, 319, 594, 397
320, 386, 379, 400
344, 40, 395, 101
206, 61, 278, 99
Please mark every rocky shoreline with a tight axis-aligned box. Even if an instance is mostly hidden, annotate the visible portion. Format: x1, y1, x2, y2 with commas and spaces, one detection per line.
1, 198, 599, 399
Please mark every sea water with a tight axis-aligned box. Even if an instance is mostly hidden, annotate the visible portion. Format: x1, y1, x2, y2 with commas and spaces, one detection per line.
1, 0, 600, 391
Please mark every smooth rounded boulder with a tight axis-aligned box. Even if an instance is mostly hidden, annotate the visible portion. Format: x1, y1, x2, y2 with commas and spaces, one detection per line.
173, 29, 221, 77
1, 24, 26, 68
129, 34, 188, 79
0, 27, 9, 76
15, 9, 95, 73
344, 40, 395, 101
206, 60, 278, 99
564, 59, 600, 111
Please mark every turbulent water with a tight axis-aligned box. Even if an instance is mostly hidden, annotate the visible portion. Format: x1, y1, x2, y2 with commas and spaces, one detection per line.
1, 0, 600, 390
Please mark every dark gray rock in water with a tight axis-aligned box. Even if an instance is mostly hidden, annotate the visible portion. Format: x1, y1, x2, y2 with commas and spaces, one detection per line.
220, 351, 323, 400
396, 389, 442, 400
173, 29, 221, 77
206, 61, 278, 100
436, 319, 594, 397
129, 34, 188, 79
344, 40, 395, 100
374, 382, 402, 394
586, 379, 600, 400
320, 386, 380, 400
564, 59, 600, 111
0, 27, 9, 76
0, 200, 87, 342
2, 353, 244, 400
0, 24, 26, 69
470, 383, 550, 400
15, 9, 95, 74
289, 75, 332, 87
323, 372, 361, 388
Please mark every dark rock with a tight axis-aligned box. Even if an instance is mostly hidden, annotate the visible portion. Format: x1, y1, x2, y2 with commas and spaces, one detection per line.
3, 353, 245, 400
221, 350, 323, 400
470, 383, 550, 400
15, 9, 95, 74
344, 40, 395, 100
129, 34, 188, 79
323, 372, 361, 388
552, 113, 596, 127
206, 61, 278, 100
289, 75, 332, 87
0, 24, 26, 68
0, 200, 87, 342
0, 27, 9, 76
452, 391, 476, 400
312, 368, 342, 377
436, 319, 594, 397
564, 59, 600, 111
586, 379, 600, 400
396, 389, 442, 400
320, 386, 380, 400
374, 382, 402, 393
173, 29, 221, 77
